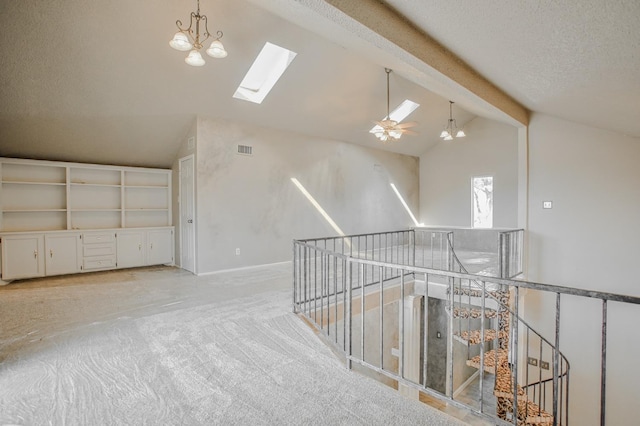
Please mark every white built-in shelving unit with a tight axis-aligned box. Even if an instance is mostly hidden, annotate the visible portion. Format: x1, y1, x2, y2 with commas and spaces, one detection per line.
0, 158, 174, 281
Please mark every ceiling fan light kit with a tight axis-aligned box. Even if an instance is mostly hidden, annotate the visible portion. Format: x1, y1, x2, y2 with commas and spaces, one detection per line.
440, 100, 466, 140
170, 0, 228, 66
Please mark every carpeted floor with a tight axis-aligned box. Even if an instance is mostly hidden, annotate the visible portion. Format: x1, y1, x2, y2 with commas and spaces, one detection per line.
0, 264, 466, 425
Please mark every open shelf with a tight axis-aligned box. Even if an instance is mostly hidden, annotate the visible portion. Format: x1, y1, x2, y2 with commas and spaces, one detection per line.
2, 211, 67, 232
1, 158, 171, 232
2, 162, 66, 185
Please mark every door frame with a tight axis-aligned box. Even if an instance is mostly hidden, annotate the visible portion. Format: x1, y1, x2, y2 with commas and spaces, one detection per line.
178, 154, 196, 273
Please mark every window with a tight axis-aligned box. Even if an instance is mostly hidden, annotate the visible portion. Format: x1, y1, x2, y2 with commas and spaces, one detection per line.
233, 42, 297, 104
472, 176, 493, 228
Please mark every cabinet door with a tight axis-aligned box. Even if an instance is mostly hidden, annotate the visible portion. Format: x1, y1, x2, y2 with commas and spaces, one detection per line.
45, 233, 81, 276
116, 231, 145, 268
1, 234, 45, 280
147, 229, 174, 265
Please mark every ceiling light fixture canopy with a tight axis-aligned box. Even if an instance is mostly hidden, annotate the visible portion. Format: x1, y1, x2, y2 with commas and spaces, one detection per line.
440, 101, 466, 140
169, 0, 227, 66
372, 68, 417, 142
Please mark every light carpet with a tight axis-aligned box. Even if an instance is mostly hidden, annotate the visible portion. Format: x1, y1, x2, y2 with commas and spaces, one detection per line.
0, 265, 465, 425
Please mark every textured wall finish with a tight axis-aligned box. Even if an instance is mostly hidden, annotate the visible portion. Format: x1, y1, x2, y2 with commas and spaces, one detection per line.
419, 117, 519, 228
195, 117, 419, 273
525, 113, 640, 425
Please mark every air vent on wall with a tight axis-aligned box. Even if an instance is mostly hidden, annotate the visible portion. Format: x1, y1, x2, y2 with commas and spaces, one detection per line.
237, 145, 253, 155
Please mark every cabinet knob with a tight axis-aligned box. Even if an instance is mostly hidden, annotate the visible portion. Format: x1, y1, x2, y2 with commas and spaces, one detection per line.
34, 250, 38, 258
138, 244, 142, 251
50, 249, 53, 258
187, 219, 193, 223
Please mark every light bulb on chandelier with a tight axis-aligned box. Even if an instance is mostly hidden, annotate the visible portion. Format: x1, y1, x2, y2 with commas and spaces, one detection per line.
169, 0, 228, 66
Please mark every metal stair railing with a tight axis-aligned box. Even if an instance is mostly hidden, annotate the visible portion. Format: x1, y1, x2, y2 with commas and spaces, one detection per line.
292, 228, 640, 426
445, 233, 568, 425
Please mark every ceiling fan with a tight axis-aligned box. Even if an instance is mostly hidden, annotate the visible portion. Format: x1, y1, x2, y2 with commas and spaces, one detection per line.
371, 68, 418, 142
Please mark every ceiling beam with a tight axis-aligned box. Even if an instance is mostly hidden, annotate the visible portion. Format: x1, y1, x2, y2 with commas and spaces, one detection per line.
325, 0, 529, 126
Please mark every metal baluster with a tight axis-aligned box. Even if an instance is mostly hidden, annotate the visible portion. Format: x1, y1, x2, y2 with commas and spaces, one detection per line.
346, 260, 353, 369
379, 266, 384, 370
423, 272, 429, 388
539, 335, 543, 415
400, 271, 405, 379
360, 263, 365, 362
525, 328, 530, 413
513, 286, 519, 425
553, 293, 561, 426
320, 252, 324, 332
479, 280, 486, 413
293, 243, 298, 313
333, 256, 344, 343
302, 246, 306, 316
601, 299, 607, 426
343, 258, 347, 351
447, 273, 454, 399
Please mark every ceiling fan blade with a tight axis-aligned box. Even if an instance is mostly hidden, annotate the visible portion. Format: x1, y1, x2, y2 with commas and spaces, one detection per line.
396, 121, 418, 129
401, 129, 418, 135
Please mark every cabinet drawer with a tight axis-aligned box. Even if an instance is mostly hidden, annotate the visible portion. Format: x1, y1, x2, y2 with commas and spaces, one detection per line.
83, 233, 115, 244
83, 256, 116, 271
83, 244, 116, 257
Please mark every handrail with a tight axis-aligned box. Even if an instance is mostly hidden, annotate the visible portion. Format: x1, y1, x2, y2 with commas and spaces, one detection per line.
442, 231, 570, 423
294, 229, 640, 425
295, 237, 640, 305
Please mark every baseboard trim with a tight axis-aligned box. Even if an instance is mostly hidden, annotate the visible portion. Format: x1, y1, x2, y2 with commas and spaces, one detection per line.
197, 260, 292, 276
453, 370, 480, 398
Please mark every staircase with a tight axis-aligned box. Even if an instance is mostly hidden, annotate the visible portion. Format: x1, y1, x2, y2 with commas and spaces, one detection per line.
293, 228, 576, 426
448, 252, 562, 425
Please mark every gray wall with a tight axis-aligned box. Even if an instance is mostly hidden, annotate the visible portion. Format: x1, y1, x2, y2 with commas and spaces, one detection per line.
524, 113, 640, 425
419, 117, 519, 228
194, 117, 419, 274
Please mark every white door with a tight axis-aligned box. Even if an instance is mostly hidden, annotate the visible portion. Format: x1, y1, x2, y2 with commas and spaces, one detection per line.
147, 228, 174, 265
116, 230, 146, 268
45, 233, 81, 276
179, 155, 196, 273
1, 234, 45, 280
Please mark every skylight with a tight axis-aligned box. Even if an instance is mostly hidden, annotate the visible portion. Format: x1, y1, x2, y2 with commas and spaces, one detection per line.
233, 42, 297, 104
369, 100, 420, 133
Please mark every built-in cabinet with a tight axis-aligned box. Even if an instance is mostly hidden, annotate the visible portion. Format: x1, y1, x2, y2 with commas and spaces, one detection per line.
0, 234, 45, 280
0, 158, 174, 282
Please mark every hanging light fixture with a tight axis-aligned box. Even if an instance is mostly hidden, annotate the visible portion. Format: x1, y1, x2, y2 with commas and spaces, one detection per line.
440, 101, 466, 140
372, 68, 417, 142
169, 0, 228, 67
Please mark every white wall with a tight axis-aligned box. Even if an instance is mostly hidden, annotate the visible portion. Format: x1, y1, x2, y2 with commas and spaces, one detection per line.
525, 113, 640, 425
194, 117, 419, 274
419, 117, 519, 228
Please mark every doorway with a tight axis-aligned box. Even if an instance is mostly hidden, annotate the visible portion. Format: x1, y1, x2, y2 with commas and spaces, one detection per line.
179, 155, 196, 273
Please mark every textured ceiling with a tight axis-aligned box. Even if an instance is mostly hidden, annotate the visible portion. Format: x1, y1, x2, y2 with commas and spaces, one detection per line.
382, 0, 640, 138
1, 0, 638, 169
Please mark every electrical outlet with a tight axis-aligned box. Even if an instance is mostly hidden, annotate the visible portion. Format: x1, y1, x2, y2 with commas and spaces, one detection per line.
540, 361, 550, 370
528, 357, 538, 367
235, 248, 240, 256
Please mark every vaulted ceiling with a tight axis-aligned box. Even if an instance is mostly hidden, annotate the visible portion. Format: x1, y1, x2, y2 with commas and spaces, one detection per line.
1, 0, 638, 168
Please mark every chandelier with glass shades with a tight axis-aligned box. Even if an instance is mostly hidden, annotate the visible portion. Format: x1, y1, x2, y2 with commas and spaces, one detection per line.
169, 0, 228, 66
440, 101, 466, 140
